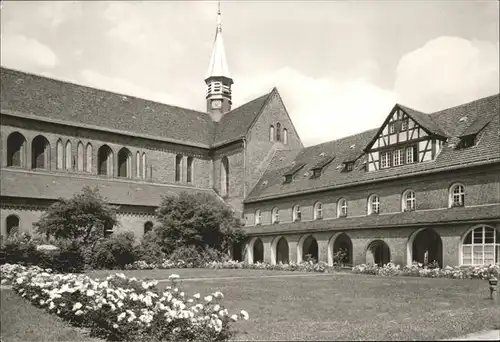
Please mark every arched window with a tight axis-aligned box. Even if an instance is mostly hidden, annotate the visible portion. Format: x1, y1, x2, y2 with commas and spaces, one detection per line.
136, 151, 141, 178
402, 190, 416, 212
269, 126, 275, 142
65, 140, 72, 170
118, 148, 132, 178
272, 207, 280, 224
144, 221, 154, 235
97, 145, 114, 176
449, 183, 465, 207
221, 156, 229, 197
175, 154, 183, 182
461, 225, 500, 265
255, 209, 262, 225
292, 205, 302, 222
142, 153, 147, 179
314, 202, 323, 220
368, 195, 380, 215
7, 132, 26, 168
56, 139, 64, 169
338, 198, 348, 217
276, 123, 281, 142
86, 143, 93, 173
77, 142, 84, 171
187, 156, 194, 184
31, 135, 50, 169
283, 128, 288, 145
6, 215, 20, 237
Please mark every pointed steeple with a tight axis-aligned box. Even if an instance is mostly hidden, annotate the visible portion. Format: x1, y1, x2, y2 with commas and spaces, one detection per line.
205, 0, 233, 121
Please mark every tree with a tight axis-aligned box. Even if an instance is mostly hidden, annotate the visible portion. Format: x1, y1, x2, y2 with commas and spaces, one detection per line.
155, 192, 245, 254
34, 186, 118, 247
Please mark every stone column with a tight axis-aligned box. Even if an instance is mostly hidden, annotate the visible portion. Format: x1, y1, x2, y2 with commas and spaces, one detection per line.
315, 232, 331, 264
262, 236, 274, 264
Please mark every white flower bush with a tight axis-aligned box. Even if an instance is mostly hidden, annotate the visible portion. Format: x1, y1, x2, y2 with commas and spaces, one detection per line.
1, 263, 249, 341
352, 262, 500, 279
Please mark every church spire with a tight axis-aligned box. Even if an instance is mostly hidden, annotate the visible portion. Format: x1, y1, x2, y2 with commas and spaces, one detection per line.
205, 0, 233, 121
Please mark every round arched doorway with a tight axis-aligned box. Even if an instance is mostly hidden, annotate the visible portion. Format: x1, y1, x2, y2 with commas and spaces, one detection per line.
367, 240, 390, 266
333, 233, 353, 266
275, 237, 289, 264
298, 235, 318, 263
409, 228, 443, 267
252, 238, 264, 263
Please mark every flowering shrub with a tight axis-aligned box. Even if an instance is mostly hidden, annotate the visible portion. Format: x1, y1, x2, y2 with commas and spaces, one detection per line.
125, 259, 342, 273
352, 262, 500, 279
1, 263, 249, 341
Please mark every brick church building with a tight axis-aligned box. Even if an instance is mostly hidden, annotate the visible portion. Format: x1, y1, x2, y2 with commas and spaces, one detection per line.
1, 8, 499, 268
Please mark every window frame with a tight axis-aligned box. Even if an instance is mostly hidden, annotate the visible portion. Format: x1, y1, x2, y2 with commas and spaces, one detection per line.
338, 198, 348, 218
272, 207, 280, 224
449, 183, 465, 208
461, 225, 500, 266
368, 194, 380, 215
255, 209, 262, 225
402, 189, 416, 212
314, 202, 323, 220
292, 205, 302, 222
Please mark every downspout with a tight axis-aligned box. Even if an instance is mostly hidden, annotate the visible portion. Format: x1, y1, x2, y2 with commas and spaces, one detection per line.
243, 137, 247, 199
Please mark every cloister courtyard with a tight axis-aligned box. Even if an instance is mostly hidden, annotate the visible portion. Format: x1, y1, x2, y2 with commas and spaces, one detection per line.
2, 268, 499, 341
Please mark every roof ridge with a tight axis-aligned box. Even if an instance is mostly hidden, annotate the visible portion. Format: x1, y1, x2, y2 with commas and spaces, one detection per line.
302, 128, 379, 150
0, 66, 211, 117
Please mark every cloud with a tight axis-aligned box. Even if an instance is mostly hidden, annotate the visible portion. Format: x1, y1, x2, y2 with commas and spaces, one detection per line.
0, 34, 59, 69
233, 66, 396, 146
394, 36, 499, 112
80, 69, 178, 105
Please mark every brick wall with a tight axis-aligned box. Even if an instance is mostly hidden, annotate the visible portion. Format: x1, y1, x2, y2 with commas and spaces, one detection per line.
0, 204, 157, 242
245, 90, 303, 196
1, 116, 213, 188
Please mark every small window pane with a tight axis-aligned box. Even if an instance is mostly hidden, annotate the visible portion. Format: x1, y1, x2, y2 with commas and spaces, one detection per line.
464, 231, 472, 244
484, 228, 494, 243
473, 245, 483, 264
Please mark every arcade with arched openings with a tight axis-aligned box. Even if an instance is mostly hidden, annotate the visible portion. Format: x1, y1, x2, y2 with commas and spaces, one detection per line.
366, 240, 391, 266
407, 228, 443, 267
297, 235, 318, 263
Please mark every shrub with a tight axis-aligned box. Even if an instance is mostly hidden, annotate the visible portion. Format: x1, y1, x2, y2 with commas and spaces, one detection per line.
0, 233, 85, 273
34, 186, 119, 248
155, 192, 246, 254
0, 232, 39, 265
168, 245, 229, 268
134, 231, 165, 265
91, 232, 137, 269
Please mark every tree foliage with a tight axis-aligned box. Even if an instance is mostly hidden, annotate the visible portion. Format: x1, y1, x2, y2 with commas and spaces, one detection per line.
155, 192, 246, 254
34, 186, 118, 246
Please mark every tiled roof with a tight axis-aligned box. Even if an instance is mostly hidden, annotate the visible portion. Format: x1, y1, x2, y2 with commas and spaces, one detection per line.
213, 90, 272, 145
0, 67, 274, 148
0, 169, 214, 207
246, 94, 500, 203
398, 104, 446, 137
245, 204, 500, 235
0, 67, 215, 147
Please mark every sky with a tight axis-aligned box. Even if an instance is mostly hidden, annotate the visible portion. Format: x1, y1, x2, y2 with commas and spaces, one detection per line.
1, 1, 499, 147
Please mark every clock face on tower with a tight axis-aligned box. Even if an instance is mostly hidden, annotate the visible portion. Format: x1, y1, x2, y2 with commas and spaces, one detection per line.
211, 100, 222, 109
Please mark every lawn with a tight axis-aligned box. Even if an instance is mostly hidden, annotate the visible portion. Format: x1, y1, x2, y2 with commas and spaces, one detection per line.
2, 269, 499, 341
0, 287, 101, 342
85, 268, 500, 341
